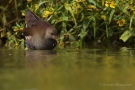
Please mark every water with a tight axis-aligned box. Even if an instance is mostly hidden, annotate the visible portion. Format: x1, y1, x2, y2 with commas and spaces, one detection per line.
0, 47, 135, 90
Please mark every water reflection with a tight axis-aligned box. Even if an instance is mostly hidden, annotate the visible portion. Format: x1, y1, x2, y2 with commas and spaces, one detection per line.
0, 49, 25, 68
25, 50, 57, 68
0, 47, 135, 90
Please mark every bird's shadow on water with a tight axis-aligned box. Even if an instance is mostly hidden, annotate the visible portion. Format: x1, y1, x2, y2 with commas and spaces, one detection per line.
25, 50, 57, 68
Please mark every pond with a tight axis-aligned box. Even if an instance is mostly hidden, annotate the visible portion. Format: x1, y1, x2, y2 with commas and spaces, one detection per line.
0, 47, 135, 90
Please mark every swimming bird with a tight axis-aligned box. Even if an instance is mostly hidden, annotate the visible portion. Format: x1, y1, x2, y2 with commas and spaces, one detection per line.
22, 10, 58, 50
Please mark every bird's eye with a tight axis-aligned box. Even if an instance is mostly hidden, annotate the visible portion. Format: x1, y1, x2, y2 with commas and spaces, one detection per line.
51, 32, 54, 35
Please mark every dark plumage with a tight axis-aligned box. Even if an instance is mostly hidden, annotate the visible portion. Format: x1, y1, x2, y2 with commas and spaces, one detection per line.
22, 10, 58, 50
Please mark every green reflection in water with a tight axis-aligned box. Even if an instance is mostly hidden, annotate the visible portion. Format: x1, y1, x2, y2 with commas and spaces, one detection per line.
0, 48, 135, 90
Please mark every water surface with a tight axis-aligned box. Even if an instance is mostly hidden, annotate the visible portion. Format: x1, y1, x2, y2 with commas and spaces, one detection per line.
0, 47, 135, 90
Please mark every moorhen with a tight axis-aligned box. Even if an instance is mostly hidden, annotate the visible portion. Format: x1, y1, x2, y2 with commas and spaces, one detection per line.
22, 10, 58, 50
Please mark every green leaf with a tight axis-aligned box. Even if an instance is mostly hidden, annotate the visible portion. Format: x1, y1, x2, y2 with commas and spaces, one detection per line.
117, 3, 130, 16
69, 34, 76, 41
64, 3, 76, 25
91, 16, 96, 37
120, 30, 135, 42
79, 13, 84, 22
2, 13, 7, 26
109, 9, 115, 24
61, 16, 68, 21
129, 15, 134, 29
122, 4, 130, 16
87, 0, 96, 6
106, 24, 108, 38
16, 22, 20, 27
35, 1, 49, 12
0, 6, 6, 10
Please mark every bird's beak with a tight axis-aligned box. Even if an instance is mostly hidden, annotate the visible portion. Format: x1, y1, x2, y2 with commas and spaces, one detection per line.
53, 35, 58, 41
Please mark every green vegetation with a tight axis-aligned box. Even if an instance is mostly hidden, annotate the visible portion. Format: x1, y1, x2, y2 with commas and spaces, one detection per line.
0, 0, 135, 49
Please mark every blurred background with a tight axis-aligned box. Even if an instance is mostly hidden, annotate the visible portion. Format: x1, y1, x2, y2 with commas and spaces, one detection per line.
0, 0, 135, 49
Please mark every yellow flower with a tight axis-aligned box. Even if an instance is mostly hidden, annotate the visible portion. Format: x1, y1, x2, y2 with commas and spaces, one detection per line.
22, 12, 25, 16
121, 19, 126, 24
51, 7, 54, 11
15, 43, 19, 46
110, 1, 116, 8
76, 0, 86, 2
101, 15, 106, 20
131, 8, 135, 11
87, 5, 96, 11
20, 28, 24, 31
117, 20, 123, 26
27, 0, 32, 2
131, 7, 135, 14
7, 32, 12, 36
117, 19, 126, 26
42, 11, 51, 18
76, 4, 82, 9
105, 1, 110, 7
57, 20, 63, 23
59, 41, 64, 47
34, 4, 38, 8
105, 1, 116, 8
88, 5, 96, 9
130, 1, 133, 5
